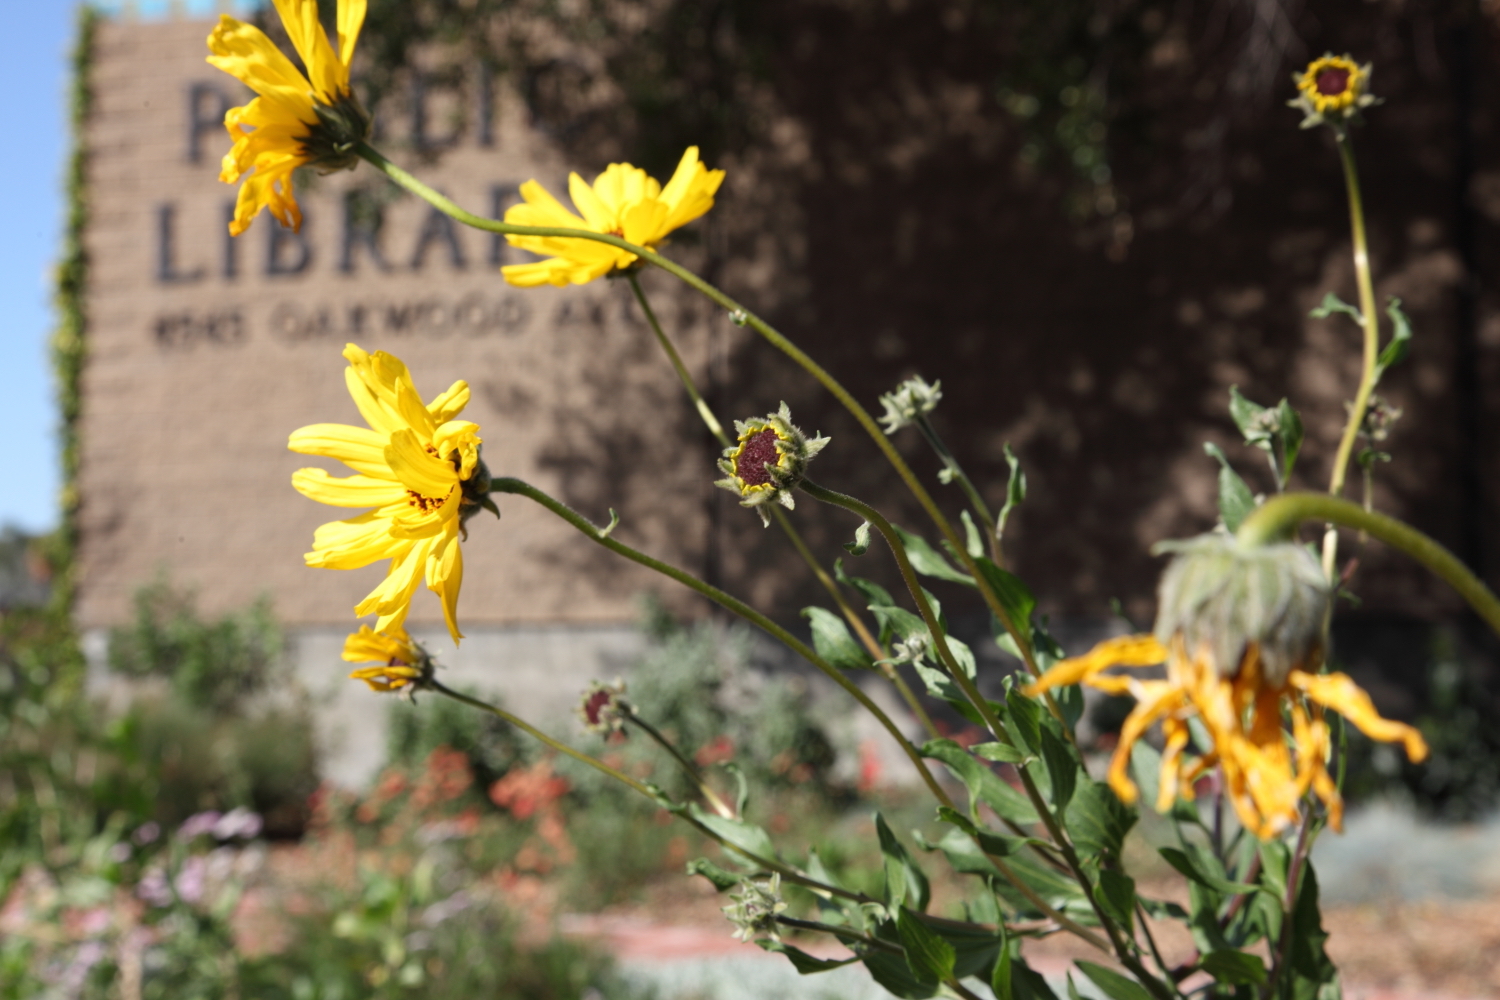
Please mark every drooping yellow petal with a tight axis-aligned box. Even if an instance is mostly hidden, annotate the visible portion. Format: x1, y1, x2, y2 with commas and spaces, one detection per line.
1106, 680, 1187, 805
306, 511, 407, 569
1024, 634, 1167, 696
1289, 670, 1429, 762
336, 0, 368, 66
358, 536, 430, 621
342, 623, 420, 665
428, 532, 465, 644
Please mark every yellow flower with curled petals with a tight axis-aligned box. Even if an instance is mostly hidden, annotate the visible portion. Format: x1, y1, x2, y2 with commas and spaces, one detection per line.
344, 625, 430, 693
206, 0, 371, 236
290, 344, 495, 644
501, 147, 725, 287
1026, 537, 1427, 839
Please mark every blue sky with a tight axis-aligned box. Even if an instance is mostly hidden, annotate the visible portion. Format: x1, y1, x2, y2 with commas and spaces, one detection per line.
0, 4, 78, 534
0, 3, 260, 535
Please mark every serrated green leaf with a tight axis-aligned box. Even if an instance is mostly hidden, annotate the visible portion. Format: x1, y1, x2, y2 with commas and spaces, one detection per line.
870, 605, 930, 647
802, 606, 875, 670
893, 524, 975, 585
1309, 291, 1362, 324
1200, 949, 1267, 985
1158, 846, 1259, 896
834, 558, 894, 609
1065, 780, 1135, 861
1039, 727, 1079, 810
1203, 441, 1256, 531
976, 558, 1036, 649
972, 741, 1029, 765
922, 739, 1040, 825
688, 804, 777, 861
960, 509, 986, 559
759, 939, 860, 974
1075, 960, 1158, 1000
1290, 864, 1337, 991
1097, 869, 1136, 934
897, 906, 957, 982
844, 520, 873, 555
1277, 398, 1304, 485
933, 806, 1041, 858
1376, 296, 1413, 379
684, 857, 743, 891
877, 812, 930, 912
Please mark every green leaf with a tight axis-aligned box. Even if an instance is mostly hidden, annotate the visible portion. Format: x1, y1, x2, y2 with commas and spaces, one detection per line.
934, 806, 1039, 858
1128, 739, 1161, 817
990, 928, 1014, 1000
861, 948, 940, 999
1097, 869, 1136, 934
688, 804, 776, 861
910, 913, 1002, 980
1157, 846, 1259, 896
1075, 960, 1158, 1000
844, 520, 873, 555
1203, 442, 1256, 532
1038, 728, 1079, 810
835, 558, 894, 609
921, 739, 1040, 825
893, 524, 975, 586
1377, 296, 1413, 379
897, 906, 957, 982
1289, 863, 1337, 992
1228, 385, 1272, 447
685, 857, 743, 891
972, 741, 1029, 765
1004, 688, 1044, 753
997, 443, 1027, 539
876, 812, 931, 912
1009, 956, 1060, 1000
759, 940, 859, 974
960, 510, 986, 559
1309, 291, 1362, 324
1200, 949, 1267, 986
1277, 397, 1304, 486
802, 606, 875, 670
976, 558, 1036, 649
1065, 780, 1136, 861
870, 605, 929, 648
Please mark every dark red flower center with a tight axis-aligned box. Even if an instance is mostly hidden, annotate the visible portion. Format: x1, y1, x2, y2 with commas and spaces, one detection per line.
1315, 67, 1351, 97
583, 688, 613, 725
735, 429, 781, 487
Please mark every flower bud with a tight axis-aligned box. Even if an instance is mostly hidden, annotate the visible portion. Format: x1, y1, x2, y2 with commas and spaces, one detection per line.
343, 625, 433, 694
715, 403, 830, 526
722, 873, 788, 943
878, 376, 943, 434
1289, 54, 1378, 130
1152, 534, 1330, 687
577, 679, 631, 735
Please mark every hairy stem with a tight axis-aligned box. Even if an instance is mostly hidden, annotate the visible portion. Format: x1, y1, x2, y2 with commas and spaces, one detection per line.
625, 710, 734, 819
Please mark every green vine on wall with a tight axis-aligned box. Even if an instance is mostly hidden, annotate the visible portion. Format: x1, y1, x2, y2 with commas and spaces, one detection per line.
47, 5, 97, 622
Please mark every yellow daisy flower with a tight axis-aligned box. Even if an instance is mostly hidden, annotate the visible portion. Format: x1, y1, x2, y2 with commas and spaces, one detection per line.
500, 147, 725, 287
1026, 538, 1428, 838
1296, 54, 1367, 116
290, 344, 494, 644
207, 0, 371, 236
343, 625, 431, 693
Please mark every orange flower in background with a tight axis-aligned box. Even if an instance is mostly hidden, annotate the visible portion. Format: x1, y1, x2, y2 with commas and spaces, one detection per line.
1027, 537, 1428, 838
290, 344, 495, 643
207, 0, 371, 235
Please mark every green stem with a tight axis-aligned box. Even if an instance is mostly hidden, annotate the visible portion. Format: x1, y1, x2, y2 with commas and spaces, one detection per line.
487, 476, 951, 805
625, 710, 735, 819
1323, 135, 1381, 581
1237, 492, 1500, 637
626, 272, 727, 444
914, 416, 1000, 565
626, 271, 935, 736
357, 141, 1036, 672
427, 679, 864, 904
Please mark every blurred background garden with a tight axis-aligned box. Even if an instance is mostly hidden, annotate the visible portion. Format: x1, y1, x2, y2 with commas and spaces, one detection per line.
5, 0, 1500, 996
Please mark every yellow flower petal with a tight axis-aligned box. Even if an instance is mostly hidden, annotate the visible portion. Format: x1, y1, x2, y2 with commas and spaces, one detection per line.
292, 468, 407, 508
1024, 634, 1166, 696
1289, 670, 1429, 762
306, 510, 407, 569
337, 0, 368, 66
288, 422, 392, 477
385, 429, 458, 499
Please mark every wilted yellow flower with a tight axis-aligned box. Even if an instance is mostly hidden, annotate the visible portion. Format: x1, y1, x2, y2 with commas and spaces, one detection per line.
1027, 537, 1427, 838
290, 344, 494, 644
501, 147, 725, 287
207, 0, 371, 236
344, 625, 430, 692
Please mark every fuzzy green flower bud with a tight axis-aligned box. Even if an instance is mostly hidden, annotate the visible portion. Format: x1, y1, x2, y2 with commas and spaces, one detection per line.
715, 403, 830, 526
722, 874, 788, 943
878, 376, 943, 434
1152, 534, 1330, 687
